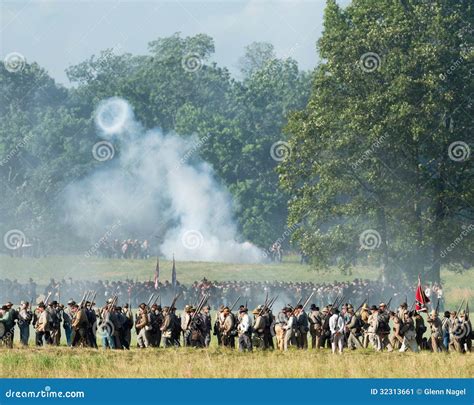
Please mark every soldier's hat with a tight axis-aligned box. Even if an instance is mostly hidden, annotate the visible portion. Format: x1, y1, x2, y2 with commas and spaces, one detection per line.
223, 306, 230, 312
310, 304, 317, 311
123, 303, 129, 308
370, 305, 378, 311
347, 304, 354, 310
296, 304, 303, 309
321, 307, 329, 314
20, 300, 26, 305
37, 303, 45, 309
430, 310, 437, 317
219, 305, 225, 311
6, 302, 13, 307
459, 310, 466, 316
202, 305, 210, 310
67, 300, 75, 305
240, 307, 248, 313
50, 300, 58, 306
116, 306, 122, 311
1, 305, 8, 311
400, 302, 408, 308
444, 311, 450, 317
107, 298, 113, 304
252, 308, 260, 315
379, 302, 386, 307
362, 303, 369, 310
156, 305, 162, 311
184, 304, 191, 311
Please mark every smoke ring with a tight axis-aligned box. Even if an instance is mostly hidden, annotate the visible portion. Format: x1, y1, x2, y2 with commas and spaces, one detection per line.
4, 52, 26, 73
181, 230, 204, 250
181, 53, 202, 73
359, 52, 381, 73
95, 98, 129, 135
448, 141, 470, 162
270, 141, 291, 162
92, 141, 115, 162
3, 229, 26, 250
359, 229, 381, 250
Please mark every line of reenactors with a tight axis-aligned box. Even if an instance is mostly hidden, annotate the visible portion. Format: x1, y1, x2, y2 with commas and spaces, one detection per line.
0, 292, 471, 354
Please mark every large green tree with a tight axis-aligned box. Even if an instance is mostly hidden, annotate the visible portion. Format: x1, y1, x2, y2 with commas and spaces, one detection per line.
279, 0, 473, 282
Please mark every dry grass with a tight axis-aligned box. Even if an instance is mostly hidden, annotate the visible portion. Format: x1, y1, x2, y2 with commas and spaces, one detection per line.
0, 347, 471, 379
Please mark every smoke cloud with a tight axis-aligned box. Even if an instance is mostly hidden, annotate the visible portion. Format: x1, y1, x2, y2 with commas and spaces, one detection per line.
63, 97, 263, 263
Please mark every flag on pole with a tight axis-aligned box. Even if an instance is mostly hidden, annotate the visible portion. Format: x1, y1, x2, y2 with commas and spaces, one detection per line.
171, 254, 177, 289
154, 257, 160, 290
415, 274, 430, 312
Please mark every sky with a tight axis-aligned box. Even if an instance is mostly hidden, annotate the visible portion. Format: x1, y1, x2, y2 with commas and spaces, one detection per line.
0, 0, 349, 86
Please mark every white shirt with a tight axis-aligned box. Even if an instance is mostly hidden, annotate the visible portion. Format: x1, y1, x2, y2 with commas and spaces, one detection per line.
238, 313, 250, 333
329, 313, 345, 334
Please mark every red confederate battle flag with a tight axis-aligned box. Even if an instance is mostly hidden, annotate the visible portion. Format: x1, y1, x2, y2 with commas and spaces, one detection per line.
415, 274, 430, 312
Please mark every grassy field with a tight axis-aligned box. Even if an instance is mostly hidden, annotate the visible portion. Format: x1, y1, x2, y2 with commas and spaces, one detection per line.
0, 255, 472, 379
0, 254, 472, 308
0, 346, 471, 379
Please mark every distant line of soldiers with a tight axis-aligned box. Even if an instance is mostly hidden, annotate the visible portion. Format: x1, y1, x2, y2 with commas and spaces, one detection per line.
0, 293, 471, 354
2, 277, 435, 315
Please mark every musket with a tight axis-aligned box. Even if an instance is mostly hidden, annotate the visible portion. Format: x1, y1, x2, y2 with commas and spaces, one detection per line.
90, 291, 97, 306
169, 292, 182, 310
435, 299, 439, 313
456, 299, 465, 315
146, 293, 155, 308
289, 297, 303, 316
386, 297, 393, 310
186, 293, 209, 330
229, 295, 241, 312
78, 291, 87, 308
355, 298, 367, 314
268, 295, 279, 311
153, 295, 160, 305
330, 294, 340, 309
333, 295, 345, 310
301, 292, 315, 311
43, 292, 52, 306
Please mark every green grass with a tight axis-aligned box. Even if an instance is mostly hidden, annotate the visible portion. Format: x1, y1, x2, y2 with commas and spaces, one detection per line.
0, 346, 471, 378
0, 254, 472, 308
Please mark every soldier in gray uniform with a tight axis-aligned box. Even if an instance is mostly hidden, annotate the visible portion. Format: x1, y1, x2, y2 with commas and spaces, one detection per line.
308, 304, 322, 349
136, 303, 149, 348
238, 307, 252, 352
201, 305, 212, 347
47, 301, 61, 346
160, 306, 173, 347
427, 310, 443, 352
275, 306, 288, 351
283, 306, 296, 351
122, 303, 134, 349
18, 301, 32, 346
295, 304, 309, 349
63, 300, 75, 346
346, 305, 362, 349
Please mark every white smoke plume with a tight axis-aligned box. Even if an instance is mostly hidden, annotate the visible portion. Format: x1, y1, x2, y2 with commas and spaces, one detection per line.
63, 97, 264, 264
